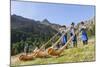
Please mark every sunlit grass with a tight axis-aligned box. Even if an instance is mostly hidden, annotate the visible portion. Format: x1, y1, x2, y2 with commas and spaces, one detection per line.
11, 42, 95, 66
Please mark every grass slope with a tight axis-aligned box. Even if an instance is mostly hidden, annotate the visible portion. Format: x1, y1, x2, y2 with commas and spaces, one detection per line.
11, 41, 95, 66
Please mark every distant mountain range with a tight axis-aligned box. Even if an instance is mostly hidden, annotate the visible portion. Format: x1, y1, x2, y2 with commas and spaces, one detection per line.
11, 14, 61, 43
11, 14, 61, 31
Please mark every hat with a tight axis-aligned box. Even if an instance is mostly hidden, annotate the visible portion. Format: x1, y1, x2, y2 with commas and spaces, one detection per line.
81, 21, 84, 24
71, 22, 75, 25
61, 25, 66, 28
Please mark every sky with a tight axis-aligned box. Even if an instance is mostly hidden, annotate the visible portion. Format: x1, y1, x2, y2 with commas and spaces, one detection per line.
11, 1, 95, 26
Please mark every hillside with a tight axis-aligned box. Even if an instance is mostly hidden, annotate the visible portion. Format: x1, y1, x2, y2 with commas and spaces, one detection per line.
76, 17, 95, 37
11, 14, 61, 43
11, 37, 95, 66
11, 14, 61, 55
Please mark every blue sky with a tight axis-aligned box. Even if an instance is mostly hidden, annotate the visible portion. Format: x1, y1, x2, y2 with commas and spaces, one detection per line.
11, 1, 95, 26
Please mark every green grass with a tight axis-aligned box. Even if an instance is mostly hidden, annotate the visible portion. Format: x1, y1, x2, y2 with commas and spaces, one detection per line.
11, 42, 95, 66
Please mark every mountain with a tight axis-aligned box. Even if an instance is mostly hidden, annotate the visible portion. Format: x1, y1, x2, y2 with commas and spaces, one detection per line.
41, 19, 51, 26
11, 14, 61, 44
41, 19, 61, 31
